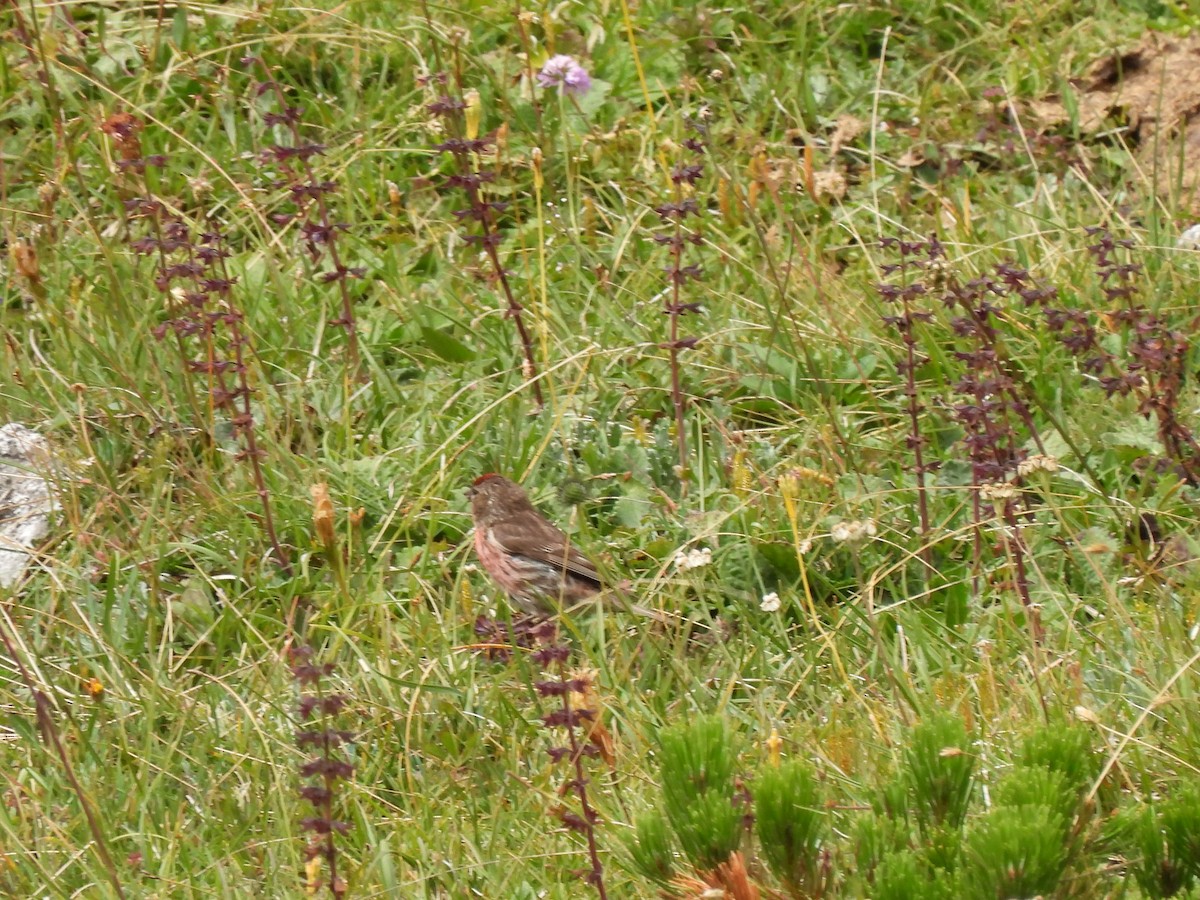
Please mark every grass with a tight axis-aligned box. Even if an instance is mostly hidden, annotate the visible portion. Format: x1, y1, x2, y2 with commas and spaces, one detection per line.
3, 0, 1200, 895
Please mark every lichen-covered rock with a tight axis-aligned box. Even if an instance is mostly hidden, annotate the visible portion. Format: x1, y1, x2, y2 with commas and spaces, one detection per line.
0, 424, 54, 588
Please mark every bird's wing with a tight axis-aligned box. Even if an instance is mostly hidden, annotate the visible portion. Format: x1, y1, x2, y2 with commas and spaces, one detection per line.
490, 517, 602, 586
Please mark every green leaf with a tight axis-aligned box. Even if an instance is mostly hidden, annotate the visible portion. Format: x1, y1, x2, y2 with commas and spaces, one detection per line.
575, 79, 613, 117
1102, 417, 1161, 453
6, 713, 39, 746
173, 4, 189, 50
614, 483, 650, 528
420, 326, 476, 363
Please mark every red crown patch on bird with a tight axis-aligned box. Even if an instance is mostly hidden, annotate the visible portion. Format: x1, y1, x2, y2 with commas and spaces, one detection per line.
473, 473, 502, 486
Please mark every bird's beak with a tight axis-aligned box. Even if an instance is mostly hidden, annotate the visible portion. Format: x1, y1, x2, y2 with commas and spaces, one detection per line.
463, 485, 476, 499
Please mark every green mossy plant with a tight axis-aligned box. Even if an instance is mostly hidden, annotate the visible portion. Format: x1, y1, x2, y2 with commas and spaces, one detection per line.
753, 757, 832, 895
658, 715, 743, 871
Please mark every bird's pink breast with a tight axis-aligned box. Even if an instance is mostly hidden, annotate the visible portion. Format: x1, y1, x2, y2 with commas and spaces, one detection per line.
474, 526, 597, 612
475, 527, 529, 595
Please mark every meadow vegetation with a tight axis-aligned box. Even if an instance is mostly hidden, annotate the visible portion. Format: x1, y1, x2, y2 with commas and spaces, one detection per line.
3, 0, 1200, 895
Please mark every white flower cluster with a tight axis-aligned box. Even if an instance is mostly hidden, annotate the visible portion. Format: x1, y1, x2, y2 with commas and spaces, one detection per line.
830, 519, 877, 545
1177, 223, 1200, 250
978, 482, 1016, 502
760, 592, 781, 612
674, 547, 713, 571
1016, 454, 1060, 477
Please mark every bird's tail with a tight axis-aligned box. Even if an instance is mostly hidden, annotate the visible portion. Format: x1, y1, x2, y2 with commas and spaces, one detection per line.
602, 580, 674, 624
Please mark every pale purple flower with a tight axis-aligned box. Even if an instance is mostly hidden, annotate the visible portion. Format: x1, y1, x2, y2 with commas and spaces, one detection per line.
537, 54, 592, 96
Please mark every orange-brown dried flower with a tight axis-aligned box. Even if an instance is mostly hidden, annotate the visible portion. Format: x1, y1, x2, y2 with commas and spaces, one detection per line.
10, 240, 39, 283
311, 482, 336, 547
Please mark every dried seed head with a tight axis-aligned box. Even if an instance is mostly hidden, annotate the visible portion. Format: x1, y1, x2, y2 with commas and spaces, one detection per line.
978, 482, 1017, 502
188, 175, 213, 200
100, 111, 144, 160
1017, 454, 1060, 477
37, 182, 60, 206
10, 240, 39, 282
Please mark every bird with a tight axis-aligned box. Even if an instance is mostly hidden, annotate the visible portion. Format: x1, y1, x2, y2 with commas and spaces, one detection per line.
466, 473, 604, 615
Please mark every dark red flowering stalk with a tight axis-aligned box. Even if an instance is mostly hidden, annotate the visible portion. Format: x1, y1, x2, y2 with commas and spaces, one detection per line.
424, 72, 544, 407
654, 119, 708, 479
292, 646, 354, 898
111, 117, 292, 575
878, 238, 937, 564
1027, 228, 1200, 485
532, 628, 609, 899
245, 57, 364, 376
926, 254, 1032, 628
916, 239, 1049, 462
879, 237, 1045, 636
937, 255, 1039, 634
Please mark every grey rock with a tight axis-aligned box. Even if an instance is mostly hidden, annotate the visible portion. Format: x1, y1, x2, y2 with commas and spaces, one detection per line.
0, 424, 54, 588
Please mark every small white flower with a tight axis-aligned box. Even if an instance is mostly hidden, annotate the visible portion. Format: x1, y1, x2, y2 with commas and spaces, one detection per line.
1178, 223, 1200, 250
830, 519, 877, 545
760, 592, 781, 612
674, 547, 713, 571
187, 175, 212, 198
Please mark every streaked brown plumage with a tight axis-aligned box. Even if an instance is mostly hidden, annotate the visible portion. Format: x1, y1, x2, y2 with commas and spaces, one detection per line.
467, 473, 603, 614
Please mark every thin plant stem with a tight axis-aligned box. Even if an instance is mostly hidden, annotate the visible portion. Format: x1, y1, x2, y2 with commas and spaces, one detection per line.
668, 181, 688, 476
0, 611, 126, 899
899, 287, 932, 565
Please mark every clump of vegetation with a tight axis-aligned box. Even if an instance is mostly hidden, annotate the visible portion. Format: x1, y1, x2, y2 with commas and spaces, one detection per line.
628, 711, 1187, 898
658, 714, 744, 872
753, 756, 832, 896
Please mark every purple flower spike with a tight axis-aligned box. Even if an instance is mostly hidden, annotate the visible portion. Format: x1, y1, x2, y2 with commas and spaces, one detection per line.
537, 54, 592, 96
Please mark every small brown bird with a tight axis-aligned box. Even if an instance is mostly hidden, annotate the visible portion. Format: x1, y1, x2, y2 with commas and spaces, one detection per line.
466, 473, 605, 615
